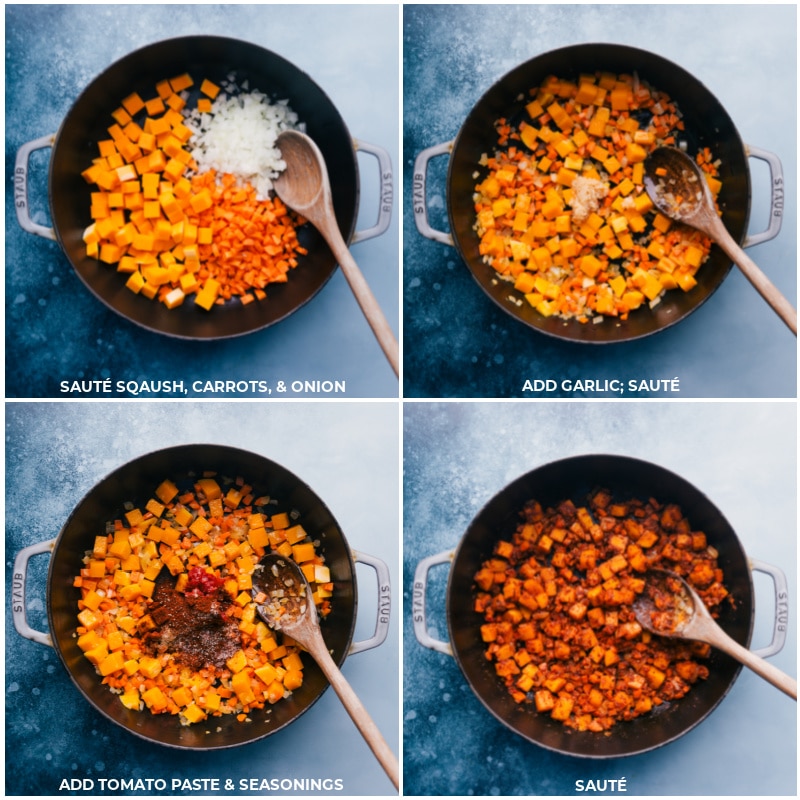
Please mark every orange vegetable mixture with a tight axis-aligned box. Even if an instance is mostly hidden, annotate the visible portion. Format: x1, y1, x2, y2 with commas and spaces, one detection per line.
473, 72, 722, 322
73, 472, 332, 726
81, 74, 307, 310
473, 489, 731, 732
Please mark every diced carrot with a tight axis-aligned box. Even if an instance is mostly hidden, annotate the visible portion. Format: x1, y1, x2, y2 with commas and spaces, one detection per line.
81, 74, 307, 312
475, 490, 725, 731
473, 69, 720, 322
73, 471, 331, 727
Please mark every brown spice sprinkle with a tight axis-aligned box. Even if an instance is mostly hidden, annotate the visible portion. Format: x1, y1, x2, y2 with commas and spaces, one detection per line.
142, 580, 241, 671
473, 489, 731, 732
74, 473, 334, 725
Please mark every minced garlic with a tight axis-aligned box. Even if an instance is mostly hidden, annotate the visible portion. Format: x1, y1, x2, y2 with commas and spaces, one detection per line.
570, 176, 609, 222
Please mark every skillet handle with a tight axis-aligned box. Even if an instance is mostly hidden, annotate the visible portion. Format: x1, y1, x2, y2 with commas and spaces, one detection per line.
750, 558, 789, 659
413, 140, 455, 246
742, 144, 783, 249
350, 139, 393, 245
12, 538, 56, 647
413, 549, 454, 656
348, 550, 392, 655
14, 134, 57, 241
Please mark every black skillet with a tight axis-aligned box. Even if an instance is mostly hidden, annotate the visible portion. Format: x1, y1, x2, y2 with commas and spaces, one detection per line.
16, 36, 375, 340
414, 43, 783, 343
415, 454, 789, 757
13, 444, 373, 749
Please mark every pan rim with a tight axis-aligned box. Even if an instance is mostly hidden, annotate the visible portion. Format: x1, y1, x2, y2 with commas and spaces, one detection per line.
47, 35, 361, 341
44, 442, 359, 750
444, 452, 754, 758
444, 42, 750, 344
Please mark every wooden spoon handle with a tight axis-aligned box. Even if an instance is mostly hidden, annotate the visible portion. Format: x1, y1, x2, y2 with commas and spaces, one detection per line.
319, 220, 399, 376
337, 246, 400, 376
712, 219, 797, 335
710, 627, 797, 700
309, 638, 400, 789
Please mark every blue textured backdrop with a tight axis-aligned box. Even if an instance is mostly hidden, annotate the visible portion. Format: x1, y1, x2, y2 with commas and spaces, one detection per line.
5, 4, 399, 399
6, 402, 399, 795
403, 400, 796, 795
403, 4, 797, 398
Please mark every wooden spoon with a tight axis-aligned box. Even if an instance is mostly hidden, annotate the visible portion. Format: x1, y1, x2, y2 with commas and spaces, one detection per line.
634, 570, 797, 700
274, 130, 399, 375
644, 146, 796, 335
252, 553, 399, 789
